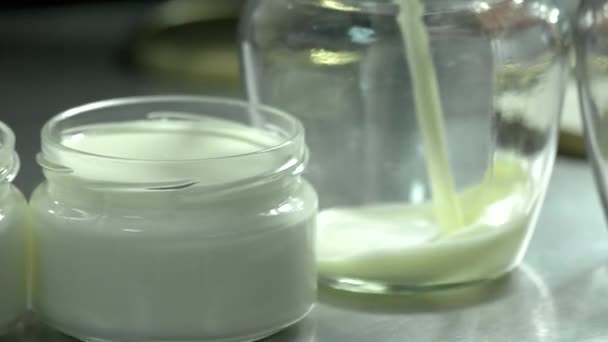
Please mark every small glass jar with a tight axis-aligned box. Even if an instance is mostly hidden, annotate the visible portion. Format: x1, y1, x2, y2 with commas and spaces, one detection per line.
241, 0, 567, 292
575, 0, 608, 217
0, 122, 27, 334
30, 97, 318, 342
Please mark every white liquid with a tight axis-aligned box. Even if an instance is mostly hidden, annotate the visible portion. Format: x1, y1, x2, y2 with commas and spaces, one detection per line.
32, 119, 317, 341
318, 158, 536, 286
397, 0, 464, 232
0, 186, 27, 333
52, 117, 293, 187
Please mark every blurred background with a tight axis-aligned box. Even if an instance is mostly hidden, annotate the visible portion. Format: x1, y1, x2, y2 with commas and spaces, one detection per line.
0, 0, 245, 195
0, 0, 580, 195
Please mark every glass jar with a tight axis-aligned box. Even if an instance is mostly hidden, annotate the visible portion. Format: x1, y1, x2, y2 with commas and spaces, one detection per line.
0, 122, 27, 334
241, 0, 567, 292
30, 97, 318, 342
575, 0, 608, 218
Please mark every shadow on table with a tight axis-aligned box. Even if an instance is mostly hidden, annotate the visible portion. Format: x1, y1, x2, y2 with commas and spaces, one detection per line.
552, 260, 608, 340
316, 264, 558, 341
0, 314, 316, 342
319, 266, 543, 314
0, 317, 78, 342
260, 315, 316, 342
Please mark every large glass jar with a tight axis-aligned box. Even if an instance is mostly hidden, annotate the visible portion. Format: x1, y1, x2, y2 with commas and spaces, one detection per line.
575, 0, 608, 218
30, 97, 318, 342
0, 122, 27, 334
241, 0, 567, 292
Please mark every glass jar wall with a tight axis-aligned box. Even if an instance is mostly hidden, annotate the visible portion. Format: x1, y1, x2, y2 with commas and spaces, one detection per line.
241, 0, 567, 292
0, 121, 27, 334
30, 97, 318, 342
575, 0, 608, 220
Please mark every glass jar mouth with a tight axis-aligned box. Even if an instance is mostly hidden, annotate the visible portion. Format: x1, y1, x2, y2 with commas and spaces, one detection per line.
39, 96, 307, 190
291, 0, 489, 14
0, 121, 19, 183
0, 121, 16, 159
42, 96, 303, 163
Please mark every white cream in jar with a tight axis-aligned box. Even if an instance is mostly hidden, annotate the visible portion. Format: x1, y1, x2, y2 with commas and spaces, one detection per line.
0, 122, 27, 334
31, 97, 317, 342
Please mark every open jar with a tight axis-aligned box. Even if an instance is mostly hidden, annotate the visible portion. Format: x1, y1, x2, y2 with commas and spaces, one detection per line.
241, 0, 567, 292
0, 122, 27, 334
575, 0, 608, 219
30, 97, 318, 342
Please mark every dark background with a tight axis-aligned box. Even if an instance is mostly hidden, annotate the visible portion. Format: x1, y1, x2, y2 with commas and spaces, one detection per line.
0, 0, 239, 195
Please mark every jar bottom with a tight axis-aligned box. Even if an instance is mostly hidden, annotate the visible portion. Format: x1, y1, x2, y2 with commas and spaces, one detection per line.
0, 316, 24, 338
320, 266, 518, 295
37, 306, 314, 342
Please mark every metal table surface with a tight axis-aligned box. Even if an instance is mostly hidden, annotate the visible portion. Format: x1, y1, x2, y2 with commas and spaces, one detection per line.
1, 157, 603, 342
1, 2, 605, 342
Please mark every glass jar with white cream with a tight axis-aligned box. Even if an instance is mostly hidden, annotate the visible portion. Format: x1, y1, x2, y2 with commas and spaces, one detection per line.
0, 121, 27, 335
30, 97, 318, 342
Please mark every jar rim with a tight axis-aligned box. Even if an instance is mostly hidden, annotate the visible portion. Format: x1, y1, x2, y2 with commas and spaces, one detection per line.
0, 121, 19, 184
39, 96, 307, 190
0, 121, 16, 158
41, 95, 304, 164
290, 0, 487, 13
